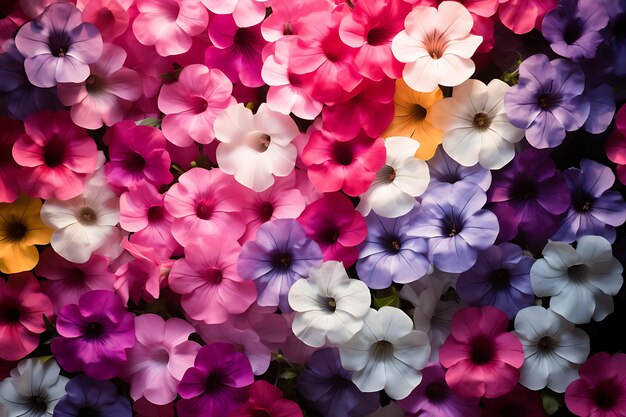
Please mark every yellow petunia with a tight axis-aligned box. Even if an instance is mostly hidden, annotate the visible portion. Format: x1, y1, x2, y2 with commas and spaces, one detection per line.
0, 195, 52, 274
382, 78, 444, 160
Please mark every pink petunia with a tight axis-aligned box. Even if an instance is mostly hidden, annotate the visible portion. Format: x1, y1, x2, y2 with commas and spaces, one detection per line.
132, 0, 208, 56
260, 0, 331, 42
158, 64, 235, 147
0, 117, 23, 203
229, 380, 304, 417
409, 0, 500, 17
201, 0, 267, 28
498, 0, 558, 34
81, 0, 130, 41
12, 110, 98, 200
168, 236, 257, 325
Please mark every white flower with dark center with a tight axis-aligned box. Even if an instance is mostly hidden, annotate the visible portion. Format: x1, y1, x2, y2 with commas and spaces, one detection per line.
530, 235, 623, 324
288, 261, 371, 348
41, 171, 121, 263
338, 306, 431, 400
0, 358, 69, 417
428, 79, 524, 169
357, 136, 430, 218
514, 306, 590, 392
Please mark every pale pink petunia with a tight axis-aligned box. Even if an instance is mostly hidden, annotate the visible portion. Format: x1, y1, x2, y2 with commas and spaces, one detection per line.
81, 0, 130, 41
57, 43, 142, 130
201, 0, 267, 28
392, 1, 483, 92
260, 0, 332, 42
132, 0, 208, 57
158, 64, 235, 147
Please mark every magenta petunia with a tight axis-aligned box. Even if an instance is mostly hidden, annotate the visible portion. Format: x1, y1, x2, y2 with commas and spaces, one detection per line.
81, 0, 131, 41
229, 380, 303, 417
0, 116, 23, 203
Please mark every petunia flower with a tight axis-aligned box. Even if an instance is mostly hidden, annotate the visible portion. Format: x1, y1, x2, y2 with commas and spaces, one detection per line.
0, 195, 52, 274
338, 306, 431, 400
201, 0, 267, 28
0, 117, 22, 203
606, 103, 626, 185
428, 78, 524, 169
81, 0, 131, 41
391, 1, 483, 92
427, 146, 492, 191
14, 2, 103, 88
288, 261, 370, 348
126, 314, 201, 405
260, 0, 331, 42
530, 236, 624, 324
229, 380, 303, 417
12, 110, 98, 201
482, 385, 549, 417
382, 78, 444, 160
0, 273, 53, 361
214, 103, 299, 192
498, 0, 558, 34
51, 290, 135, 380
439, 306, 524, 398
54, 374, 132, 417
514, 306, 590, 392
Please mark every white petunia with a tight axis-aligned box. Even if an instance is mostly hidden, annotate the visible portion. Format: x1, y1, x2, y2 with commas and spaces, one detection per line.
214, 103, 299, 192
514, 306, 590, 392
428, 79, 524, 169
338, 306, 431, 400
0, 358, 69, 417
530, 235, 623, 324
357, 136, 430, 218
288, 261, 371, 348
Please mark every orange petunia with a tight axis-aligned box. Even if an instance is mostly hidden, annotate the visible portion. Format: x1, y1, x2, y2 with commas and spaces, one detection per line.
382, 78, 444, 160
0, 195, 52, 273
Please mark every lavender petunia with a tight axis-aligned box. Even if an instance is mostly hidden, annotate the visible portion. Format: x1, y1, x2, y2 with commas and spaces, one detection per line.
356, 205, 430, 289
14, 2, 103, 88
54, 374, 132, 417
427, 147, 491, 192
552, 159, 626, 243
409, 182, 499, 274
504, 54, 590, 149
456, 243, 535, 319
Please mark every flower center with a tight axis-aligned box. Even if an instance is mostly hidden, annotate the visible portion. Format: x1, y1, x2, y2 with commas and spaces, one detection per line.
538, 93, 560, 110
425, 382, 448, 402
614, 14, 626, 40
511, 179, 537, 200
153, 348, 170, 365
30, 396, 48, 414
322, 31, 344, 62
272, 252, 293, 270
121, 152, 146, 173
390, 239, 401, 252
320, 227, 340, 243
593, 380, 622, 410
537, 336, 557, 353
469, 335, 495, 365
563, 20, 582, 45
84, 321, 105, 340
191, 96, 209, 114
472, 112, 491, 130
206, 268, 223, 285
147, 206, 165, 223
283, 21, 294, 35
3, 219, 27, 242
1, 306, 20, 323
567, 264, 589, 283
68, 268, 86, 285
42, 135, 67, 168
195, 200, 214, 220
489, 268, 511, 291
85, 75, 104, 94
333, 141, 354, 166
412, 104, 427, 121
258, 201, 274, 222
78, 207, 98, 225
372, 340, 394, 359
367, 26, 392, 46
426, 32, 446, 59
77, 406, 102, 417
205, 372, 224, 394
246, 131, 271, 153
48, 31, 72, 57
251, 409, 271, 417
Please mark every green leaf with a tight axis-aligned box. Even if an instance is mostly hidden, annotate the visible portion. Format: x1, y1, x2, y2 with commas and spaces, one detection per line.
542, 391, 560, 415
279, 368, 299, 380
374, 287, 400, 309
138, 118, 162, 128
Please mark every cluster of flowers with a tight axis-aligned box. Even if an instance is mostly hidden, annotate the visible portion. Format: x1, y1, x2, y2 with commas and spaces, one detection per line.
0, 0, 625, 416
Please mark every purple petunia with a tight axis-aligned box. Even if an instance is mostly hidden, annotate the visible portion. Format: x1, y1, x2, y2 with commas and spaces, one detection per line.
54, 374, 132, 417
504, 54, 590, 149
427, 147, 492, 192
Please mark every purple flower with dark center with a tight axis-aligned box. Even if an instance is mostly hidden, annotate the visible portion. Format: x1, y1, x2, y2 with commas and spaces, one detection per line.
487, 149, 571, 250
409, 182, 499, 274
298, 348, 380, 417
542, 0, 609, 61
605, 0, 626, 76
237, 218, 323, 312
456, 243, 535, 319
356, 205, 430, 289
504, 54, 590, 149
177, 343, 254, 417
397, 363, 481, 417
53, 374, 132, 417
427, 147, 491, 192
552, 159, 626, 243
14, 2, 103, 88
51, 290, 135, 380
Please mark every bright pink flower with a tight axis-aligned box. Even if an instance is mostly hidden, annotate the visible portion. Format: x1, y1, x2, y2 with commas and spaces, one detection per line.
409, 0, 499, 17
440, 306, 524, 398
132, 0, 208, 56
201, 0, 267, 28
302, 129, 386, 196
158, 64, 235, 147
169, 236, 257, 324
0, 272, 53, 361
35, 247, 115, 314
338, 0, 411, 81
498, 0, 558, 34
288, 9, 363, 105
12, 110, 98, 200
81, 0, 130, 41
163, 168, 249, 246
0, 117, 23, 203
120, 181, 178, 257
297, 192, 367, 266
471, 13, 495, 54
205, 14, 267, 88
58, 43, 142, 129
229, 380, 304, 417
565, 352, 626, 417
606, 104, 626, 185
260, 0, 331, 42
103, 121, 173, 192
127, 314, 201, 405
321, 77, 395, 139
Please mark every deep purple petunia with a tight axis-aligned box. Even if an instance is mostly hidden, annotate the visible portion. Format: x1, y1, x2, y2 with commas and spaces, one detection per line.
487, 148, 571, 249
51, 290, 135, 380
552, 159, 626, 243
456, 243, 535, 319
409, 182, 499, 274
427, 147, 492, 192
14, 2, 103, 88
54, 374, 132, 417
298, 348, 380, 417
542, 0, 609, 61
605, 0, 626, 76
237, 218, 323, 312
504, 54, 590, 149
177, 342, 254, 417
356, 205, 430, 289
